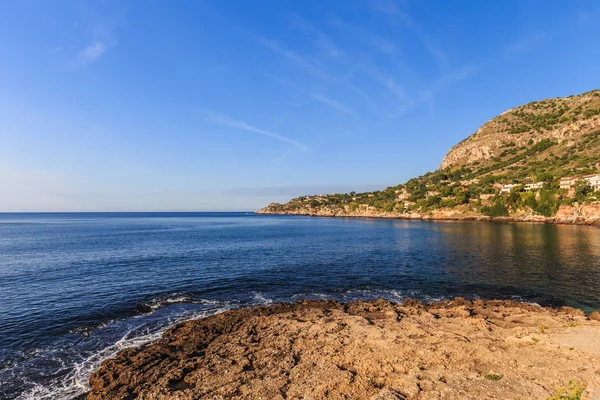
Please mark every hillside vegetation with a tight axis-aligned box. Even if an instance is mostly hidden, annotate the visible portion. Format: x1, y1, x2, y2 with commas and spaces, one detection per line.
258, 90, 600, 221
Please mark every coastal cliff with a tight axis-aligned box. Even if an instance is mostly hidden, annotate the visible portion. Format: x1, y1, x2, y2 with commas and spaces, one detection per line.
257, 89, 600, 225
257, 202, 600, 226
88, 299, 600, 399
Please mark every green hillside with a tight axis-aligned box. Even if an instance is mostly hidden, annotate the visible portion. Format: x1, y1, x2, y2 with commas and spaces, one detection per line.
259, 90, 600, 219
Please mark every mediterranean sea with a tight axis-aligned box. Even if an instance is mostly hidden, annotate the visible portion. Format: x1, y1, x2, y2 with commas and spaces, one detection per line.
1, 212, 599, 399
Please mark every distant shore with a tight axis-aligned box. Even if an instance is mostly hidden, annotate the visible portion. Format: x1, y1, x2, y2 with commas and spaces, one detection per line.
88, 298, 600, 399
255, 208, 600, 227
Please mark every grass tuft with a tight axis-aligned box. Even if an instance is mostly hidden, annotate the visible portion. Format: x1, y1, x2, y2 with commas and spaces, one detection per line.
484, 374, 503, 381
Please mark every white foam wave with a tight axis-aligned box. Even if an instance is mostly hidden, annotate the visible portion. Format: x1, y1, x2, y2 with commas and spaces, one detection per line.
142, 292, 195, 311
251, 292, 274, 306
13, 302, 233, 400
290, 289, 449, 304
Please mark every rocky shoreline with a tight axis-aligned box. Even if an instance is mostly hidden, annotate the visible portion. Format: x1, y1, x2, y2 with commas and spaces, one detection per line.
88, 299, 600, 399
255, 203, 600, 227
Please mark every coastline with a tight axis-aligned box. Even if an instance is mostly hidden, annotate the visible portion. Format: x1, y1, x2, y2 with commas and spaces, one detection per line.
88, 298, 600, 399
255, 208, 600, 227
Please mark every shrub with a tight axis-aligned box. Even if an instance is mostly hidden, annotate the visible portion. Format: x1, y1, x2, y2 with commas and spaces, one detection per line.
481, 202, 509, 217
546, 381, 584, 400
584, 109, 600, 118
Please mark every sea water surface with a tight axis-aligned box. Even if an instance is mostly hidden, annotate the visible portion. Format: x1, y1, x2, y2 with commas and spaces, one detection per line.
1, 212, 600, 399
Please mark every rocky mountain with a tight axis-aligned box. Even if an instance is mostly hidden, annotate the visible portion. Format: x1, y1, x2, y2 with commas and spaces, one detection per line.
258, 89, 600, 225
441, 90, 600, 169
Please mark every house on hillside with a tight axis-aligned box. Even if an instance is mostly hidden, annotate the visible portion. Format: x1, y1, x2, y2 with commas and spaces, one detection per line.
524, 182, 545, 192
583, 174, 600, 191
500, 184, 518, 194
559, 177, 577, 189
426, 191, 441, 197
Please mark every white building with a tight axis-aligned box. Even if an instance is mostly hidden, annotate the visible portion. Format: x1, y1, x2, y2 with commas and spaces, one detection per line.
559, 176, 577, 189
524, 182, 545, 192
584, 174, 600, 191
500, 184, 519, 194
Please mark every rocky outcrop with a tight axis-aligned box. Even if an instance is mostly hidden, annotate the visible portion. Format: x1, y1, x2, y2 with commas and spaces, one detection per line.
440, 91, 600, 169
257, 203, 600, 226
88, 299, 600, 399
555, 203, 600, 226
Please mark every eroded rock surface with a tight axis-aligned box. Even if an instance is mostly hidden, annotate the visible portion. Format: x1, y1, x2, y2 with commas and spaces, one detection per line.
88, 299, 600, 399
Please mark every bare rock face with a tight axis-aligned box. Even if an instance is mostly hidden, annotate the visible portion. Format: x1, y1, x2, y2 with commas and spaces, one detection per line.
88, 299, 600, 400
440, 91, 600, 169
555, 203, 600, 225
257, 203, 600, 226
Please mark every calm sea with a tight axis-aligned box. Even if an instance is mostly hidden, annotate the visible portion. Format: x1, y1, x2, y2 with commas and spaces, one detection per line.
1, 212, 599, 399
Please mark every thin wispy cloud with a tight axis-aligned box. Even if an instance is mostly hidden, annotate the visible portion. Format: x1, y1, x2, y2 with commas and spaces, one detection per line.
290, 15, 345, 59
351, 86, 381, 109
260, 38, 331, 82
361, 65, 414, 110
74, 9, 121, 67
316, 36, 344, 58
78, 41, 107, 64
501, 32, 548, 57
373, 37, 397, 55
77, 33, 115, 66
223, 184, 387, 197
312, 93, 356, 116
369, 0, 448, 70
256, 2, 547, 124
369, 0, 409, 19
574, 7, 600, 26
328, 16, 399, 57
423, 31, 549, 101
199, 109, 309, 151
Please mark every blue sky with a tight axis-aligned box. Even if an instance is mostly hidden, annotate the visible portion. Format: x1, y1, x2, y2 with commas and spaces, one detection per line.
1, 0, 599, 211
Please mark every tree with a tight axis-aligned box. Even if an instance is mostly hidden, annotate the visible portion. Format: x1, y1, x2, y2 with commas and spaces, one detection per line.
406, 178, 427, 201
573, 179, 591, 203
481, 201, 509, 217
506, 185, 524, 209
454, 189, 468, 204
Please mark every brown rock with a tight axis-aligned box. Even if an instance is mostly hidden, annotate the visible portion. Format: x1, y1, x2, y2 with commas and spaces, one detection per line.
87, 299, 600, 400
371, 388, 407, 400
560, 306, 585, 316
589, 311, 600, 321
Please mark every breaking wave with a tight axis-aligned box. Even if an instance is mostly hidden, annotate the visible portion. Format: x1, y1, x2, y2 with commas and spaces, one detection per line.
5, 298, 234, 400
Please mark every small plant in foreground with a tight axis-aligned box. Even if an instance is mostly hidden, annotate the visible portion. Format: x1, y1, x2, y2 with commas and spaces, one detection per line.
484, 374, 503, 381
546, 380, 584, 400
532, 337, 540, 343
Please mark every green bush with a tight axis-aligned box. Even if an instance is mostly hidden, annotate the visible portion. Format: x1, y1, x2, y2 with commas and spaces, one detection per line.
481, 202, 509, 217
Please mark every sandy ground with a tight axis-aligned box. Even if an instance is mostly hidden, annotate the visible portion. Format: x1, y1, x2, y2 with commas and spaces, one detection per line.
87, 299, 600, 400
